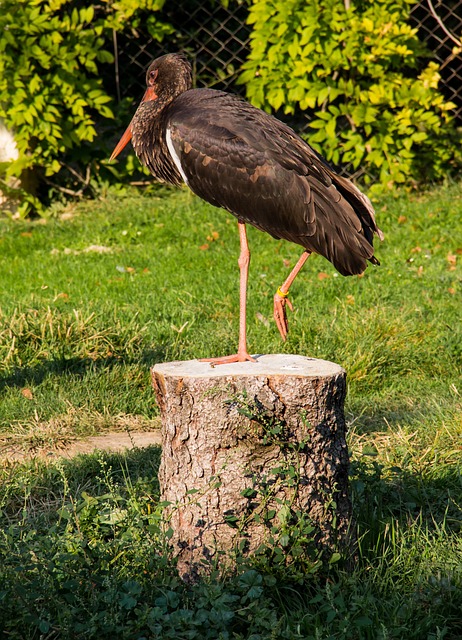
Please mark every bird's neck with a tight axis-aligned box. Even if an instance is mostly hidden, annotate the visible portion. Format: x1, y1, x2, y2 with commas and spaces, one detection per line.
131, 100, 184, 187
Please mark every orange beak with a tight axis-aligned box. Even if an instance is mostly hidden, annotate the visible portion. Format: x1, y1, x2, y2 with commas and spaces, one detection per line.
109, 123, 133, 162
109, 86, 158, 161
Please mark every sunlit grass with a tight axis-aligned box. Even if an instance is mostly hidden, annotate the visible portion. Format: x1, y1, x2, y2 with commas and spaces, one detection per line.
1, 181, 460, 445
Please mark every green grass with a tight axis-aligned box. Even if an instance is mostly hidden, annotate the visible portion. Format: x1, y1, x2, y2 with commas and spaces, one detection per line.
0, 182, 460, 442
0, 180, 461, 637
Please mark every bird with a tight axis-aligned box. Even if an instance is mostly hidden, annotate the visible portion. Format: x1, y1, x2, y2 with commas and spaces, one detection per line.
110, 52, 383, 365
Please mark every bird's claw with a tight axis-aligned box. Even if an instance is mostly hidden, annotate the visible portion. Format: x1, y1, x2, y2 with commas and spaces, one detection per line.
200, 351, 256, 366
273, 292, 294, 341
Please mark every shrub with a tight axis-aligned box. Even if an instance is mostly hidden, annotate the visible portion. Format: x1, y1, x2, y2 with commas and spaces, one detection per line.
240, 0, 462, 189
0, 0, 172, 216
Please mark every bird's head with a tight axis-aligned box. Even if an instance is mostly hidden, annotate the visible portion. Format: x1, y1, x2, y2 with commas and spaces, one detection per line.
110, 53, 193, 161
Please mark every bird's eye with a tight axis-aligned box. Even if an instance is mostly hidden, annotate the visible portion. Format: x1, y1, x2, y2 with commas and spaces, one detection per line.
148, 69, 158, 85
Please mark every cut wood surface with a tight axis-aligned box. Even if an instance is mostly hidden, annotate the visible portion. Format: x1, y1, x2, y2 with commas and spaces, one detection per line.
152, 354, 352, 581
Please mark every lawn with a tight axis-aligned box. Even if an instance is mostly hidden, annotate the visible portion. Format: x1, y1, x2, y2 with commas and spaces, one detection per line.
0, 180, 461, 638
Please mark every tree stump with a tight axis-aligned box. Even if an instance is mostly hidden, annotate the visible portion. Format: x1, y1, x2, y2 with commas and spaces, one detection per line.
151, 354, 352, 581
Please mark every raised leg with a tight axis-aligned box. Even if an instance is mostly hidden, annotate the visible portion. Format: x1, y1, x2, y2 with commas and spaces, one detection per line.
202, 221, 256, 364
274, 250, 311, 341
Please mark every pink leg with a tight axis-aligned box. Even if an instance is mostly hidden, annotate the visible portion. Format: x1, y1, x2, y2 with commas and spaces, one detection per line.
201, 221, 256, 365
274, 250, 311, 341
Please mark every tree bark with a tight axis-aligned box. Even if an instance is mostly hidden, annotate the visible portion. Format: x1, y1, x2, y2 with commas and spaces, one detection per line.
152, 354, 352, 581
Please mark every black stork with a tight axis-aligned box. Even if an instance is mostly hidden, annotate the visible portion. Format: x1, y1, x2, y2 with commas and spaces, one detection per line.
110, 53, 383, 364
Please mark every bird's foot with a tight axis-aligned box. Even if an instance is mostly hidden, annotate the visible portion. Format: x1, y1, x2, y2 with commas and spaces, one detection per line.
273, 290, 294, 341
200, 350, 256, 366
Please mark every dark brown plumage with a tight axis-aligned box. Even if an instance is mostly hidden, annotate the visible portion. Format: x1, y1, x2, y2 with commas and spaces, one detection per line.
110, 52, 383, 363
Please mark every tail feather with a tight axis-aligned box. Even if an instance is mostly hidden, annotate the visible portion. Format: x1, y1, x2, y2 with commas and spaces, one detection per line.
332, 173, 384, 243
299, 174, 382, 276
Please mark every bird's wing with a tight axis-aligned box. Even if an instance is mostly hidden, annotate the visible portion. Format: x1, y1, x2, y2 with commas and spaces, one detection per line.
167, 90, 380, 275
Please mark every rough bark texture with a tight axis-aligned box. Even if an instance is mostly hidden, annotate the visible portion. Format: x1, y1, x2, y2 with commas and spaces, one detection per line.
152, 354, 352, 581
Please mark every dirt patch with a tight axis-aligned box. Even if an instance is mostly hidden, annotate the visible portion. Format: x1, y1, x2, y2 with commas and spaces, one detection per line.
1, 430, 162, 464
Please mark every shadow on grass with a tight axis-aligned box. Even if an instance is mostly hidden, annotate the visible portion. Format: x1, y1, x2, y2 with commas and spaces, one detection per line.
62, 444, 163, 492
351, 458, 462, 538
0, 445, 163, 521
0, 346, 169, 392
2, 443, 459, 536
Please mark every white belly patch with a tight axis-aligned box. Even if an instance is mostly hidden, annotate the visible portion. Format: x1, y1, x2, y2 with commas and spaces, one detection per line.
166, 127, 189, 185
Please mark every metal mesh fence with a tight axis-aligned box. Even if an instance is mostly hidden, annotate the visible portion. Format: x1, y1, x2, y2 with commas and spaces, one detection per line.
411, 0, 462, 120
113, 0, 251, 100
112, 0, 461, 179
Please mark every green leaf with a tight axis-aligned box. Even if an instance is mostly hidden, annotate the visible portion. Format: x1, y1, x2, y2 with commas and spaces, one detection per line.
239, 0, 461, 189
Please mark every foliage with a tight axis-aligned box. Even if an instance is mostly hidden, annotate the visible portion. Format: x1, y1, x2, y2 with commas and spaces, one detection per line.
221, 392, 330, 581
0, 0, 172, 217
240, 0, 462, 189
